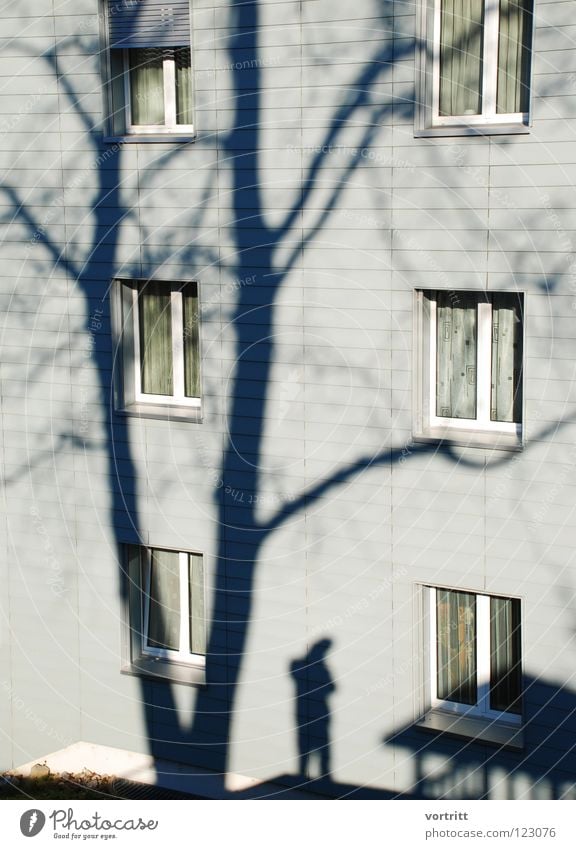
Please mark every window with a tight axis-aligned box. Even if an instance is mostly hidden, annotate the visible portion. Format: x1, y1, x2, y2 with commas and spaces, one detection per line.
122, 545, 206, 684
416, 0, 533, 135
111, 47, 193, 135
102, 0, 194, 138
430, 587, 522, 718
414, 290, 523, 447
113, 279, 201, 419
417, 587, 523, 747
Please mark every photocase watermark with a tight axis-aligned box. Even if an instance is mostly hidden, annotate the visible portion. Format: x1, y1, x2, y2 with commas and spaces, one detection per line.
127, 51, 282, 87
20, 810, 46, 838
224, 486, 296, 506
26, 145, 122, 250
396, 230, 464, 296
0, 84, 54, 139
204, 54, 283, 78
1, 681, 72, 749
365, 654, 417, 697
485, 406, 550, 506
194, 431, 297, 507
29, 506, 67, 597
77, 0, 139, 35
277, 367, 302, 424
339, 208, 387, 230
49, 808, 158, 835
287, 143, 415, 172
183, 273, 257, 339
78, 308, 105, 437
399, 439, 414, 466
450, 145, 516, 210
541, 193, 576, 310
486, 453, 522, 506
310, 567, 408, 640
528, 445, 576, 533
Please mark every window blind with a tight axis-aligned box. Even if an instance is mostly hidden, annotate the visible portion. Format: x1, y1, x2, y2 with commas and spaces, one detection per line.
107, 0, 190, 48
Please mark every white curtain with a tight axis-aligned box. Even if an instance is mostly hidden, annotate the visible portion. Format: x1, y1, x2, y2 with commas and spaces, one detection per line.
439, 0, 484, 116
139, 282, 173, 396
148, 549, 181, 651
491, 294, 522, 422
129, 48, 165, 125
437, 590, 477, 705
436, 293, 477, 419
497, 0, 532, 113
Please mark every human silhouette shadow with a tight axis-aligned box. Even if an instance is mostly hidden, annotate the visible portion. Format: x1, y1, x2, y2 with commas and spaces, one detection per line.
290, 639, 335, 780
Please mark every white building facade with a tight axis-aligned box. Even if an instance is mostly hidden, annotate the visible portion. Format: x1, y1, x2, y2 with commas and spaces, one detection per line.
0, 0, 575, 799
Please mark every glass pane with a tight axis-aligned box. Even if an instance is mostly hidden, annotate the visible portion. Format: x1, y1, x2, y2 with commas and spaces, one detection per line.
189, 554, 205, 655
110, 50, 127, 135
436, 292, 477, 419
139, 282, 173, 396
490, 597, 522, 713
439, 0, 484, 116
497, 0, 532, 114
129, 48, 165, 125
491, 293, 523, 423
182, 283, 200, 397
147, 549, 181, 651
437, 589, 477, 705
175, 47, 193, 125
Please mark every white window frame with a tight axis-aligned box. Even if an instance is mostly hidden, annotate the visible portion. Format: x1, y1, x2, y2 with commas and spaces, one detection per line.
429, 587, 522, 726
131, 283, 200, 409
111, 278, 202, 421
428, 296, 519, 436
121, 544, 206, 686
142, 549, 205, 665
414, 290, 524, 448
121, 48, 194, 136
416, 0, 533, 136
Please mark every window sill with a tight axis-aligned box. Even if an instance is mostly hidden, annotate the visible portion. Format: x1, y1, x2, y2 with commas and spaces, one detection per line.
413, 427, 523, 452
117, 402, 202, 423
122, 656, 206, 687
417, 709, 524, 750
415, 123, 530, 139
103, 134, 196, 145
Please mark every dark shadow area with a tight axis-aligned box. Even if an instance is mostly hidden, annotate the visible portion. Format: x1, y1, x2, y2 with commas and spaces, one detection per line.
383, 676, 576, 800
140, 0, 420, 779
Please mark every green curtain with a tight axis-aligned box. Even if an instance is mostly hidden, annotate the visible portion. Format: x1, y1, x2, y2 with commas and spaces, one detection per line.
129, 48, 165, 125
148, 549, 181, 651
439, 0, 484, 116
189, 554, 205, 655
175, 47, 193, 125
183, 283, 200, 397
437, 590, 477, 705
139, 282, 173, 396
497, 0, 532, 113
490, 597, 522, 712
491, 294, 522, 423
436, 292, 477, 419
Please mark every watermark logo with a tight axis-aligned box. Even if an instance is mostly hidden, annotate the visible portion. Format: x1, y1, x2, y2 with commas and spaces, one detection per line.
20, 810, 46, 837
